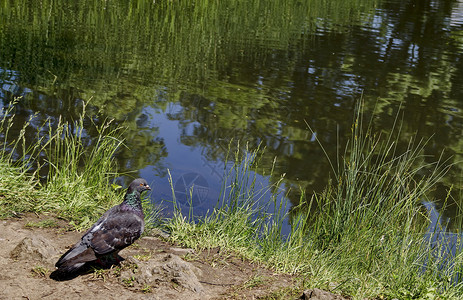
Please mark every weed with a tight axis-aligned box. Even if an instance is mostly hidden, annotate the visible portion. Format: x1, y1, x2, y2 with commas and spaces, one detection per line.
141, 284, 152, 293
122, 276, 136, 287
31, 265, 49, 277
133, 253, 152, 261
92, 267, 111, 282
241, 275, 268, 289
112, 265, 122, 277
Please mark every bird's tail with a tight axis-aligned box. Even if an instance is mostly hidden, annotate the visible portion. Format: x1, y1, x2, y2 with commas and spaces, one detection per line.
55, 242, 96, 273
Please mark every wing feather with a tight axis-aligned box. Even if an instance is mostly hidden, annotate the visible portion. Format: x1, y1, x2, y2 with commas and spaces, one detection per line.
90, 211, 144, 255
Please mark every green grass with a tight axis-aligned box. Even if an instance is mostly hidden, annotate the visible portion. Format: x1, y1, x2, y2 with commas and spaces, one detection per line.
0, 99, 130, 227
163, 102, 463, 299
0, 98, 159, 231
31, 265, 50, 277
2, 97, 463, 298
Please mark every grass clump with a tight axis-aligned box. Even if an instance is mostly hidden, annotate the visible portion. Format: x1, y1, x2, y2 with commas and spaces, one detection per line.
0, 101, 48, 217
43, 109, 125, 227
0, 163, 46, 218
163, 102, 463, 299
0, 98, 126, 226
31, 265, 50, 277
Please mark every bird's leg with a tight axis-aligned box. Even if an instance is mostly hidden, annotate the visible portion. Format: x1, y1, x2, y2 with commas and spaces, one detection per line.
95, 252, 122, 268
95, 257, 105, 267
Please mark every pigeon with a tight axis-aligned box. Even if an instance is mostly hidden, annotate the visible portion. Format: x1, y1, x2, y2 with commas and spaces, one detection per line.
55, 178, 151, 273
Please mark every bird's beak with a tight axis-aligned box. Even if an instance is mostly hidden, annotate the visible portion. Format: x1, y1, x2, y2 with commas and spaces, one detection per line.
146, 185, 151, 190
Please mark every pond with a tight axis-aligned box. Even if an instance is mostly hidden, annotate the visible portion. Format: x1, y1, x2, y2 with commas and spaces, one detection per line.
1, 0, 463, 231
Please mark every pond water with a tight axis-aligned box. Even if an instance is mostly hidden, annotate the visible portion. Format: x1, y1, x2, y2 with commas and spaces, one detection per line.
1, 0, 463, 230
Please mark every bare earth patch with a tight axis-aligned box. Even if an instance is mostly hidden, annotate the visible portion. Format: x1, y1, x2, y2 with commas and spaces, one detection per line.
0, 214, 302, 300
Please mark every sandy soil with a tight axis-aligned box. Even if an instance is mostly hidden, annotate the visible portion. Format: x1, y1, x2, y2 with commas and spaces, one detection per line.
0, 214, 298, 300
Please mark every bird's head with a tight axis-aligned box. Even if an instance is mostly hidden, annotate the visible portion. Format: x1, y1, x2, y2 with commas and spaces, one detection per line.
128, 178, 151, 194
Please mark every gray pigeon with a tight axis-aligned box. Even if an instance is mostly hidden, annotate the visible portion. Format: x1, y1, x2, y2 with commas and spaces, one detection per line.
55, 178, 151, 273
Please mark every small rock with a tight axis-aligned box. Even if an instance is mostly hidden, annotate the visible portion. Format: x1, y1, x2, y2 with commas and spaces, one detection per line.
120, 253, 203, 293
10, 235, 58, 265
297, 288, 348, 300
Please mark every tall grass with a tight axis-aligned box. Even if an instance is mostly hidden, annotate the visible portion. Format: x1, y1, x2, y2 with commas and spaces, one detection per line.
164, 102, 463, 299
0, 99, 126, 227
44, 101, 125, 227
0, 99, 50, 217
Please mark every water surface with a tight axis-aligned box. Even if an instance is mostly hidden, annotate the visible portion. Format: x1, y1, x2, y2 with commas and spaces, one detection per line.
1, 0, 463, 229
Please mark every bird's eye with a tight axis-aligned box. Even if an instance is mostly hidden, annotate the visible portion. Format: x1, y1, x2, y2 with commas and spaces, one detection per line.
139, 183, 143, 186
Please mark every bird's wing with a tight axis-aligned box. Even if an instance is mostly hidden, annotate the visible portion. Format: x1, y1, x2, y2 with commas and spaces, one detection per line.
82, 206, 116, 236
53, 210, 117, 270
89, 211, 144, 255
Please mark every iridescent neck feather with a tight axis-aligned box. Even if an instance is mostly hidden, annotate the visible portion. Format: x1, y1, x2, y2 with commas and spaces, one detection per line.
123, 190, 141, 209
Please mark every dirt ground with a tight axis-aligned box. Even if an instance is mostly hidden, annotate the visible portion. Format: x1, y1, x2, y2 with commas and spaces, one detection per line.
0, 213, 300, 300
